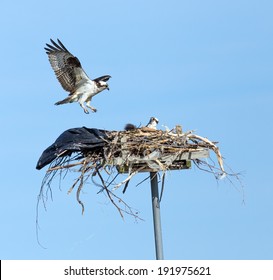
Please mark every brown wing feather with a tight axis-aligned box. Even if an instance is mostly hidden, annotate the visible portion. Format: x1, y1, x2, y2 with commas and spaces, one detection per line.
44, 39, 88, 93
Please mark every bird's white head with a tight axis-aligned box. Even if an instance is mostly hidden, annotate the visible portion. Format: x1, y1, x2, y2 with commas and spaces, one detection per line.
98, 80, 109, 91
147, 117, 159, 129
94, 75, 111, 92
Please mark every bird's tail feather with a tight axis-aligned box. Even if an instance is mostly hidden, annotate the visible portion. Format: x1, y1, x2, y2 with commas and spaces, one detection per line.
55, 96, 73, 105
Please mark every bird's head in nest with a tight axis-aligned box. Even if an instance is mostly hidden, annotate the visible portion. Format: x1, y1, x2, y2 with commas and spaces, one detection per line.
94, 75, 112, 92
146, 117, 159, 129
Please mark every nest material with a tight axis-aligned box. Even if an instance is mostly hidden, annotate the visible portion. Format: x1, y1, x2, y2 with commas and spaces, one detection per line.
39, 126, 227, 217
107, 128, 224, 174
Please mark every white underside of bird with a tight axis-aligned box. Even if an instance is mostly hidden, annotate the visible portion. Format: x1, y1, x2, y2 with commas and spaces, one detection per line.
57, 79, 107, 113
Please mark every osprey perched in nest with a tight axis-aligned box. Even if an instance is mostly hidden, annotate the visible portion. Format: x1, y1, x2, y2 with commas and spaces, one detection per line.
124, 117, 159, 131
45, 39, 111, 114
146, 117, 159, 130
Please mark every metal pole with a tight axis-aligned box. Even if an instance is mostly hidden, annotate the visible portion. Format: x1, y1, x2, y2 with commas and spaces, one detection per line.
150, 172, 164, 260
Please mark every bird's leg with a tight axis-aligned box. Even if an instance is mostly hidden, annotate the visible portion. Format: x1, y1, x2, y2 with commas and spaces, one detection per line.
86, 101, 97, 113
79, 102, 89, 114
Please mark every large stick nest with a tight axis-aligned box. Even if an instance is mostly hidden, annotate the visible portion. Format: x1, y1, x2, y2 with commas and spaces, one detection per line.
38, 126, 235, 218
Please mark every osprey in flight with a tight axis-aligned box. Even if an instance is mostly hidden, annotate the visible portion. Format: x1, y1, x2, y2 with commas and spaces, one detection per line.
45, 39, 111, 114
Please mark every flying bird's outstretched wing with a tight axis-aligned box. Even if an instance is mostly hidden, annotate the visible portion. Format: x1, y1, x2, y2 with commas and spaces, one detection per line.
44, 39, 89, 93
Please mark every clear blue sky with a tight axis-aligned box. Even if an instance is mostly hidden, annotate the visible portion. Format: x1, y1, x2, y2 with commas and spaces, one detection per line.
1, 0, 272, 260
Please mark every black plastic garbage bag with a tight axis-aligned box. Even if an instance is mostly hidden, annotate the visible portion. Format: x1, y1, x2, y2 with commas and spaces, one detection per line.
36, 127, 109, 170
